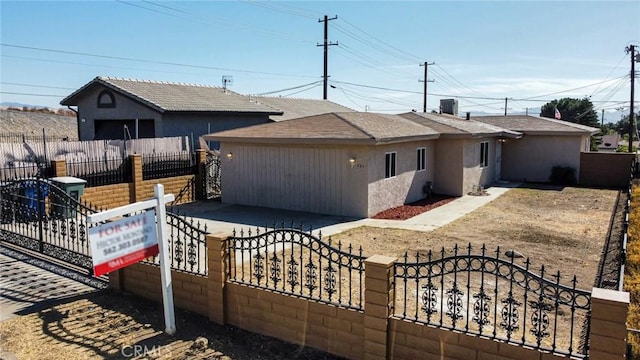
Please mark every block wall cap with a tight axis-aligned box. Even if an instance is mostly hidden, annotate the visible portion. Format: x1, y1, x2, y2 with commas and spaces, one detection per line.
365, 255, 397, 266
592, 288, 630, 304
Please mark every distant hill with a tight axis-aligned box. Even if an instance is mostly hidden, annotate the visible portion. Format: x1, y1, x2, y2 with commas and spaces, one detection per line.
0, 108, 77, 139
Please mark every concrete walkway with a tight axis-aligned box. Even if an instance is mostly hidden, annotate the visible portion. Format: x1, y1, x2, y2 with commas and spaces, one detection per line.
175, 182, 519, 237
319, 182, 518, 236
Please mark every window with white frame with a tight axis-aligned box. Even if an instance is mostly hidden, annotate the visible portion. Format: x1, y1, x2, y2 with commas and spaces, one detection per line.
416, 147, 426, 171
385, 152, 397, 178
480, 141, 489, 168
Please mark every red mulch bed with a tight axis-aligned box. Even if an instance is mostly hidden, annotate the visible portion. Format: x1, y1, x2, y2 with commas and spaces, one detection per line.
372, 195, 458, 220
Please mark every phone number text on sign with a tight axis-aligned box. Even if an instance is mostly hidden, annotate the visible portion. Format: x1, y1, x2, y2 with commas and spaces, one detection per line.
89, 210, 159, 276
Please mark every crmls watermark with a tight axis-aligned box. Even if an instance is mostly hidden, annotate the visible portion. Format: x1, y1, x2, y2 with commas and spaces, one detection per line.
121, 345, 170, 357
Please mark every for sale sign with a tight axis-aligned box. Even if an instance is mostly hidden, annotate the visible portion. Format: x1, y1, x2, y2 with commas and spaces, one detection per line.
89, 210, 158, 276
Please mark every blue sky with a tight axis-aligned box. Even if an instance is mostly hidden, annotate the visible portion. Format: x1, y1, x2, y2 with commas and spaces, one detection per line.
1, 1, 639, 120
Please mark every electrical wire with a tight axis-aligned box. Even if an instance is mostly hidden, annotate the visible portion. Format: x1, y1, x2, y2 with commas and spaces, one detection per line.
255, 80, 323, 95
1, 43, 318, 78
0, 91, 66, 97
0, 82, 76, 90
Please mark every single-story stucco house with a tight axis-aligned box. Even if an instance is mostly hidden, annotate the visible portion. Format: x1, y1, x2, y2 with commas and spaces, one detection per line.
204, 112, 520, 217
205, 112, 599, 218
472, 115, 598, 183
60, 76, 352, 148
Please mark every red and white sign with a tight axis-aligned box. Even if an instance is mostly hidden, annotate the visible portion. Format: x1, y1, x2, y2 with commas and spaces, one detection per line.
89, 210, 158, 276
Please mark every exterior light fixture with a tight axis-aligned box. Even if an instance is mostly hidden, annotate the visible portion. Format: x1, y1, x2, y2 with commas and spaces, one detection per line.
349, 157, 356, 167
226, 152, 233, 160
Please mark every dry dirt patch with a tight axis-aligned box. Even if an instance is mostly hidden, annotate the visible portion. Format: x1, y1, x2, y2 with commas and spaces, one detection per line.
0, 291, 340, 360
331, 185, 618, 288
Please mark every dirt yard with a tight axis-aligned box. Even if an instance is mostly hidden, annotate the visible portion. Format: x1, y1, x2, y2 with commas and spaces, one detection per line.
0, 290, 341, 360
331, 185, 619, 289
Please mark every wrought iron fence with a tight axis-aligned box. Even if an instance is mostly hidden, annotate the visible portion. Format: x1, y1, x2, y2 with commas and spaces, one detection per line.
393, 244, 591, 359
142, 208, 208, 276
66, 157, 132, 187
202, 154, 221, 199
0, 132, 75, 144
0, 178, 99, 271
142, 152, 196, 180
227, 224, 366, 310
0, 162, 53, 181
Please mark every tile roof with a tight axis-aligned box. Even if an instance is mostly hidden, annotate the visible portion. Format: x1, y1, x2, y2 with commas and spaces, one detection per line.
399, 112, 521, 138
473, 115, 599, 134
204, 112, 440, 145
61, 76, 282, 114
252, 96, 354, 121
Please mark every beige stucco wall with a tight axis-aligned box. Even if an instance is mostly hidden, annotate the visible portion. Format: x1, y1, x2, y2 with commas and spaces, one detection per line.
220, 143, 369, 218
367, 141, 435, 216
433, 139, 464, 196
500, 135, 583, 183
462, 138, 498, 194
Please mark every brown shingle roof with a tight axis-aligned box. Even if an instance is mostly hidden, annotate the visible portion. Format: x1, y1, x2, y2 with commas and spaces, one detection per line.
204, 112, 440, 145
473, 115, 599, 135
399, 112, 521, 138
253, 96, 354, 121
61, 77, 282, 114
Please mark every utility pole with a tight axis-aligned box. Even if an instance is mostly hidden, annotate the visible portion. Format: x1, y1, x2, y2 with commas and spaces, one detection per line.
625, 44, 637, 153
503, 97, 512, 116
317, 15, 338, 100
601, 109, 605, 127
419, 62, 435, 112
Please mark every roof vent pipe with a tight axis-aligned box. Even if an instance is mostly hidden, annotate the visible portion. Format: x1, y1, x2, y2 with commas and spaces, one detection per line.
466, 112, 470, 120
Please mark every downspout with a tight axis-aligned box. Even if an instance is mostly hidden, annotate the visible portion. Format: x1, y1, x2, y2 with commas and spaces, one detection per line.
67, 106, 79, 140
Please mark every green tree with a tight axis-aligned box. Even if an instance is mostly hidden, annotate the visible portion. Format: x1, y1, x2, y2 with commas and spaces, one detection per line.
540, 97, 599, 128
613, 112, 640, 137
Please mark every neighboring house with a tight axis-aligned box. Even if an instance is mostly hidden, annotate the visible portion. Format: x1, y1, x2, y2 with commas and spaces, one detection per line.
398, 112, 521, 196
205, 112, 440, 218
597, 134, 621, 152
473, 115, 599, 183
60, 77, 352, 148
252, 96, 353, 122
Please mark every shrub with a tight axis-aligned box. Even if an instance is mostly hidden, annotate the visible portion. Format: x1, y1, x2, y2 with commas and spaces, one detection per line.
624, 185, 640, 358
549, 166, 577, 185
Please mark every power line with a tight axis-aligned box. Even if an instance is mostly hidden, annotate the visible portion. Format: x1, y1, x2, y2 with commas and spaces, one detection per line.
0, 91, 66, 97
255, 80, 323, 95
1, 43, 317, 78
0, 82, 76, 90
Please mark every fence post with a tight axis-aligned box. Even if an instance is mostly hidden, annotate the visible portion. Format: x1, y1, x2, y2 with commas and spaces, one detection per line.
207, 232, 230, 325
195, 149, 207, 200
51, 159, 67, 177
130, 154, 142, 202
589, 287, 630, 359
364, 255, 395, 360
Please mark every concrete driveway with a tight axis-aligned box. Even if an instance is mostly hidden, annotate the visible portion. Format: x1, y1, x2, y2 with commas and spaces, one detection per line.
171, 182, 518, 237
0, 245, 107, 322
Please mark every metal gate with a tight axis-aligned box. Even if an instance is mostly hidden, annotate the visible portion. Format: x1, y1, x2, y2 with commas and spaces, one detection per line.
0, 178, 96, 272
202, 154, 221, 199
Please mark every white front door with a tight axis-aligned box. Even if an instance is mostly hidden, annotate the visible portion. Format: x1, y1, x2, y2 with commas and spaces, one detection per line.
495, 140, 502, 181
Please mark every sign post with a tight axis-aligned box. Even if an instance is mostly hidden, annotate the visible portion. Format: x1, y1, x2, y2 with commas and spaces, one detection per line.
87, 184, 176, 335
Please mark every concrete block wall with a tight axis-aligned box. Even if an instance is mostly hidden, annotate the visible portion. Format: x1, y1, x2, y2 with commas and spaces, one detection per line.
111, 234, 631, 360
81, 183, 133, 209
117, 263, 208, 316
388, 319, 565, 360
225, 283, 365, 359
51, 154, 197, 209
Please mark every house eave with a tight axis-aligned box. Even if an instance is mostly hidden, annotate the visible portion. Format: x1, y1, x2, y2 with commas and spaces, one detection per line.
205, 136, 378, 146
